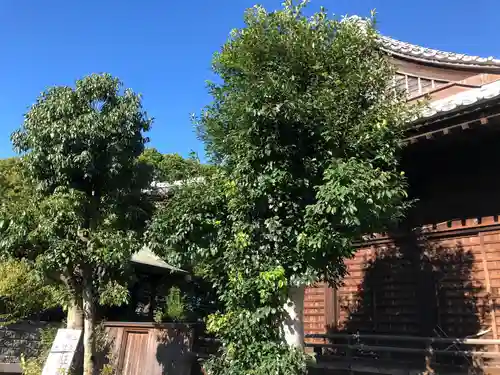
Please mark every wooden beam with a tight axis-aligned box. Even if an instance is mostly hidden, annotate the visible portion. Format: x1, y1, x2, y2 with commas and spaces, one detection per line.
305, 333, 498, 345
323, 284, 335, 331
405, 116, 484, 142
479, 232, 499, 352
411, 105, 500, 134
306, 342, 500, 358
353, 221, 500, 247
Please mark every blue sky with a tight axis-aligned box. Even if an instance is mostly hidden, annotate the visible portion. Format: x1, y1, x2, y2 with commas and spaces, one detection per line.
0, 0, 498, 160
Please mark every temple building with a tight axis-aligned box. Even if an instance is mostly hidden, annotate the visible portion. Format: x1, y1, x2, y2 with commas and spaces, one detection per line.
304, 33, 500, 368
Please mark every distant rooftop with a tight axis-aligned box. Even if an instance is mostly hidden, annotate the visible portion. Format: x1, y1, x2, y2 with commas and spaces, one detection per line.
131, 247, 186, 273
148, 177, 206, 196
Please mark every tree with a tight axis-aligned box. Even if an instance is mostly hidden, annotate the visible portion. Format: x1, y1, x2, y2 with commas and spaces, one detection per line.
148, 2, 416, 375
0, 149, 209, 327
139, 147, 215, 183
0, 158, 30, 204
0, 158, 65, 324
0, 73, 153, 375
0, 258, 64, 323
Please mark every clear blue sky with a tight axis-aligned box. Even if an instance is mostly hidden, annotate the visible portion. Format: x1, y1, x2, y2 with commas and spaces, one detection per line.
1, 0, 498, 160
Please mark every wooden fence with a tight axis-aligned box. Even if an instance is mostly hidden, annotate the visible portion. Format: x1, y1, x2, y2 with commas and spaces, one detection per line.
306, 332, 500, 374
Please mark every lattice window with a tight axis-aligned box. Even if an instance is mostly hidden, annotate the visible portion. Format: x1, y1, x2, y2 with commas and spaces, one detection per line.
407, 76, 419, 95
394, 73, 449, 98
421, 77, 433, 92
395, 74, 407, 92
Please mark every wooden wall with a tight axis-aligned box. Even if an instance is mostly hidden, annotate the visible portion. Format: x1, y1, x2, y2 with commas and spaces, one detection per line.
304, 119, 500, 346
329, 221, 500, 341
98, 322, 194, 375
304, 285, 334, 340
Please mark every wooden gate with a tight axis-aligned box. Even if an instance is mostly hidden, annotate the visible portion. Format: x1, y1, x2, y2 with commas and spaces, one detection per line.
100, 322, 194, 375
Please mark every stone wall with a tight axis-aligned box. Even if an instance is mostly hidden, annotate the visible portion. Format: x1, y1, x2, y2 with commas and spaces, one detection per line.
0, 321, 52, 364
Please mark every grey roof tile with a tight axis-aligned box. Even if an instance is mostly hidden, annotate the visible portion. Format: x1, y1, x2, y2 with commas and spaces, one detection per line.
379, 35, 500, 68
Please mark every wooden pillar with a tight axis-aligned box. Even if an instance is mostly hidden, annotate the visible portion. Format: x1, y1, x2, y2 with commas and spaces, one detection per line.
324, 285, 339, 330
479, 232, 499, 351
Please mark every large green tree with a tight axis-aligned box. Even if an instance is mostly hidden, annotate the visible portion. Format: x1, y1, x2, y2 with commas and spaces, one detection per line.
0, 73, 153, 375
148, 2, 416, 375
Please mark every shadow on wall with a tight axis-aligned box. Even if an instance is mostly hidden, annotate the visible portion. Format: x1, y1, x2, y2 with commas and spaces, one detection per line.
328, 228, 490, 374
155, 326, 192, 375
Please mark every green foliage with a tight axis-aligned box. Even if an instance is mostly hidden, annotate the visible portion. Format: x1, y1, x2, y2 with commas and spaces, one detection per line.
203, 341, 307, 375
99, 364, 116, 375
1, 72, 153, 302
205, 266, 288, 343
148, 1, 416, 374
0, 158, 30, 205
153, 286, 187, 323
0, 73, 154, 374
94, 321, 117, 375
139, 148, 215, 183
0, 160, 66, 323
20, 326, 58, 375
0, 259, 65, 324
98, 280, 130, 307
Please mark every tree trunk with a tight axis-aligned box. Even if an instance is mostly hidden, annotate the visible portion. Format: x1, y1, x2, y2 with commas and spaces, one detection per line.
67, 297, 84, 330
282, 285, 305, 349
61, 275, 84, 373
83, 278, 95, 375
60, 273, 84, 330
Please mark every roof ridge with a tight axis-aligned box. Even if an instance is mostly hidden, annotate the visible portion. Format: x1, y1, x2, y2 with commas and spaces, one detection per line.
378, 34, 500, 68
341, 16, 500, 69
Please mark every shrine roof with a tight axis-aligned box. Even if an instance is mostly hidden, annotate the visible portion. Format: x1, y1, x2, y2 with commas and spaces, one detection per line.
343, 16, 500, 70
378, 35, 500, 70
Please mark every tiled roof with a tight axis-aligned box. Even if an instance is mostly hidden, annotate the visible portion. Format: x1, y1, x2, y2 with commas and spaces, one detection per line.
379, 35, 500, 69
421, 79, 500, 120
131, 247, 187, 273
343, 16, 500, 69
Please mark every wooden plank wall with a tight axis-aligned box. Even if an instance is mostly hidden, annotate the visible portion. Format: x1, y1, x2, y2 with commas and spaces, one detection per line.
97, 322, 194, 375
304, 218, 500, 350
